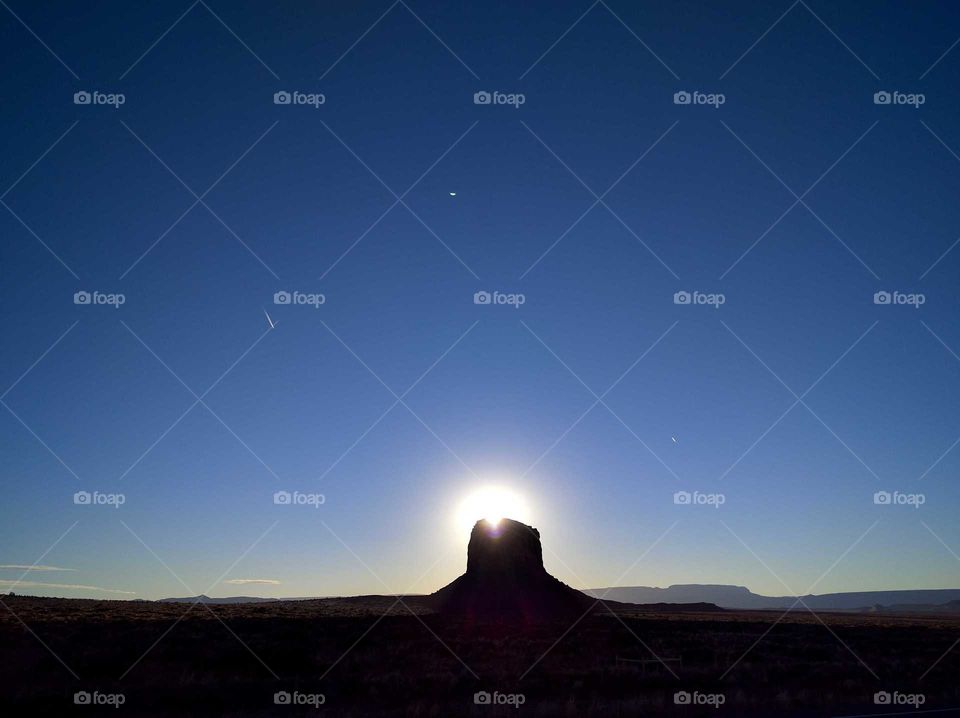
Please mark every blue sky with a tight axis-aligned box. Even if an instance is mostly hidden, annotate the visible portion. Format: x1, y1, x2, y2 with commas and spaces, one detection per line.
1, 0, 959, 600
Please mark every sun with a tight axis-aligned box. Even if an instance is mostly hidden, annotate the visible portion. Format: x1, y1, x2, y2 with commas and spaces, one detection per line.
455, 485, 531, 536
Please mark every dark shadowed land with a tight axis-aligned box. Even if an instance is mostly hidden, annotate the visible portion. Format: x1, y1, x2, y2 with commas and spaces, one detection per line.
2, 594, 960, 717
3, 520, 960, 716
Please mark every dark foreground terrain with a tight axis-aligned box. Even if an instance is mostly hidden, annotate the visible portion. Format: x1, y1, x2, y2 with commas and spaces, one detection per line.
2, 595, 959, 717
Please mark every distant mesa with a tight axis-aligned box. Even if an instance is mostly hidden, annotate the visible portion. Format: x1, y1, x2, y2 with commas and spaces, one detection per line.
584, 585, 960, 612
430, 518, 599, 622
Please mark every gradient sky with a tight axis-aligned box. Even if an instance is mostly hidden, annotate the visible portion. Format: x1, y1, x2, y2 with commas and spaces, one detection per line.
1, 0, 959, 600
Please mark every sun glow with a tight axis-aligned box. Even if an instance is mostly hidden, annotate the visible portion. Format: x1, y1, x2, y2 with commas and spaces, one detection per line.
455, 485, 531, 536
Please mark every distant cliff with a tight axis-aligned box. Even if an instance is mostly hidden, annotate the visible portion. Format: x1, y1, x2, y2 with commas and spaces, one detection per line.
584, 584, 960, 611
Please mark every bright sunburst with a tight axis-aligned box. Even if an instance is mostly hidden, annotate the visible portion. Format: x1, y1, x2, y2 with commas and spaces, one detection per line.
454, 485, 531, 536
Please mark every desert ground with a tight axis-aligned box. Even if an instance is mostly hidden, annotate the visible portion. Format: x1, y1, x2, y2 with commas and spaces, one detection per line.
2, 595, 959, 716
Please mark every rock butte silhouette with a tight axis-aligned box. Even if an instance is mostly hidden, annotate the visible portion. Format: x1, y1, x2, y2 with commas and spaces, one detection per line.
430, 518, 593, 622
